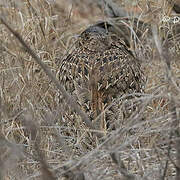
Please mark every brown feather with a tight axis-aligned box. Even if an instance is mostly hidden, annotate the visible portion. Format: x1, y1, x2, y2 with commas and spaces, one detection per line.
58, 22, 146, 130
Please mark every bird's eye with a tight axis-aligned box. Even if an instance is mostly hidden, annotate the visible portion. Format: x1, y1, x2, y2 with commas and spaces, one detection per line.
86, 36, 90, 40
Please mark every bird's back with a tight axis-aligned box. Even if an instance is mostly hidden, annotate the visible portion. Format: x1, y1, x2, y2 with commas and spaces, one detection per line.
58, 22, 146, 128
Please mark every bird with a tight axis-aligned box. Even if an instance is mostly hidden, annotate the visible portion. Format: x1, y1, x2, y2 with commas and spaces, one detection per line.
58, 22, 146, 130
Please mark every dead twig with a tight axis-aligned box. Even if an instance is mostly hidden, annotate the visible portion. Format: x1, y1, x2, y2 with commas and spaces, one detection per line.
152, 22, 180, 180
0, 16, 97, 134
110, 152, 137, 180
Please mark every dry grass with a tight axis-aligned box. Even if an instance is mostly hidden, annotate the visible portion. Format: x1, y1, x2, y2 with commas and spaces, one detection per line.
0, 0, 180, 179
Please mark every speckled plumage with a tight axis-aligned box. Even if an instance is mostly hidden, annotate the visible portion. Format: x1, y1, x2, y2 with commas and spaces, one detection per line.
58, 22, 146, 129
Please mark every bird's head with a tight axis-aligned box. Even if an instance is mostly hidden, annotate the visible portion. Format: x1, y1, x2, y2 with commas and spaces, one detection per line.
78, 22, 112, 52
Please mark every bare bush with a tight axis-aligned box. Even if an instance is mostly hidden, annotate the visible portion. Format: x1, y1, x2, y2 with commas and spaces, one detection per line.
0, 0, 180, 179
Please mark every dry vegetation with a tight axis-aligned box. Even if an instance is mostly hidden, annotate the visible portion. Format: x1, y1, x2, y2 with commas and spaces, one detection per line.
0, 0, 180, 179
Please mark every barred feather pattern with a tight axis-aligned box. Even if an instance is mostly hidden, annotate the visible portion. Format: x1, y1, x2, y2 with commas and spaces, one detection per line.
58, 22, 146, 130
